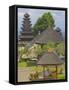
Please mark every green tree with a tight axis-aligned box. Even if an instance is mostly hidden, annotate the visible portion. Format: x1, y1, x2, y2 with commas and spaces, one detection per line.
56, 43, 65, 56
33, 12, 55, 35
46, 42, 55, 49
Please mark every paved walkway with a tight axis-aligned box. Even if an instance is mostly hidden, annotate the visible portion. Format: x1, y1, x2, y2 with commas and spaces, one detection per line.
18, 67, 32, 82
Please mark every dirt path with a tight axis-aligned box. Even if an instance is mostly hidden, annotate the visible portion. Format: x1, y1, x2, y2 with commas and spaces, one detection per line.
18, 67, 32, 82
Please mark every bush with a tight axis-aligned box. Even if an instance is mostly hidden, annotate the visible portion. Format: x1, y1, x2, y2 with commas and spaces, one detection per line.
27, 60, 36, 67
29, 71, 39, 80
18, 61, 27, 67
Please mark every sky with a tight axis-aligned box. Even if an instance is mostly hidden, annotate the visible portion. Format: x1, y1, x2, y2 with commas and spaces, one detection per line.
18, 8, 65, 37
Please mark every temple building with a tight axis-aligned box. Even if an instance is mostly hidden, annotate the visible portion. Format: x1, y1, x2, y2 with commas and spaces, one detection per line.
19, 13, 34, 46
28, 27, 63, 46
37, 52, 64, 80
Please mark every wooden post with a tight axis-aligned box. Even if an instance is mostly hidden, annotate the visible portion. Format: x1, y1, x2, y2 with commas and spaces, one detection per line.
43, 66, 45, 79
56, 65, 58, 79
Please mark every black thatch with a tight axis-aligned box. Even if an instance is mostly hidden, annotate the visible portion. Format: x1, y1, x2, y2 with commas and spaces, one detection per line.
18, 41, 26, 47
30, 27, 63, 44
37, 52, 63, 65
19, 13, 34, 42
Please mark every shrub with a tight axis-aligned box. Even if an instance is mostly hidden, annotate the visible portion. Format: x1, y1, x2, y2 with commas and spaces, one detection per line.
27, 60, 36, 67
29, 72, 39, 80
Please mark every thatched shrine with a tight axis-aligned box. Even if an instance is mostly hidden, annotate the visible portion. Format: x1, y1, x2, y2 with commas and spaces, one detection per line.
30, 27, 63, 46
37, 52, 64, 79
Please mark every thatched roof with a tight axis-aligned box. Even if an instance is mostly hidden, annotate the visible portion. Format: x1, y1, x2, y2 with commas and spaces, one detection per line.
30, 27, 63, 44
37, 52, 63, 65
18, 41, 26, 47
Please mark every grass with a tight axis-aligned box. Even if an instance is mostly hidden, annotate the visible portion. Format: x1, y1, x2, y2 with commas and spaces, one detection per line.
58, 74, 65, 79
31, 66, 43, 72
18, 61, 27, 67
18, 60, 36, 67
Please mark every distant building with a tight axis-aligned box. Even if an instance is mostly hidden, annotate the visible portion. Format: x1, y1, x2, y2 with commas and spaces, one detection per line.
30, 27, 63, 45
19, 13, 34, 47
